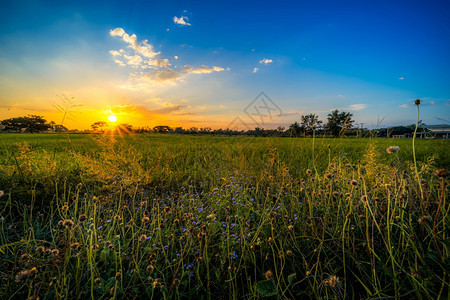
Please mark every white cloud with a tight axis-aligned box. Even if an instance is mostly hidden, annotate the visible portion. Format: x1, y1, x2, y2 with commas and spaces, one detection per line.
253, 67, 259, 73
341, 104, 366, 111
173, 16, 191, 26
123, 54, 143, 66
110, 28, 226, 85
259, 58, 273, 64
113, 59, 126, 67
398, 77, 405, 80
109, 50, 122, 56
110, 28, 125, 37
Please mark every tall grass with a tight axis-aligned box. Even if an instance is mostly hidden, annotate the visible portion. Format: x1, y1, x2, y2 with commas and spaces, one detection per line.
0, 134, 448, 299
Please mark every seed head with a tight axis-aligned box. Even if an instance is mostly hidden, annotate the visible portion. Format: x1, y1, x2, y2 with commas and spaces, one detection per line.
350, 179, 358, 186
78, 214, 87, 222
15, 267, 37, 282
386, 146, 400, 153
146, 264, 155, 273
70, 242, 82, 251
435, 168, 448, 178
415, 99, 421, 105
325, 173, 334, 179
62, 219, 74, 228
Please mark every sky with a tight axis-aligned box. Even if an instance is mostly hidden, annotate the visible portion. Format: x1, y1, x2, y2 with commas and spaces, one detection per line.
0, 0, 449, 130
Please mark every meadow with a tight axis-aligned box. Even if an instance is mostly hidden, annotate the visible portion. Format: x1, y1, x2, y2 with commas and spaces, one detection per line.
0, 133, 448, 299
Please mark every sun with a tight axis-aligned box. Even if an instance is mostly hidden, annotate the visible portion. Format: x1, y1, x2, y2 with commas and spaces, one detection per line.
108, 115, 117, 122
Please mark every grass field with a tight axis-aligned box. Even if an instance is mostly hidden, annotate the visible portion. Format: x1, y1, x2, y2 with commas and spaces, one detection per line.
0, 133, 448, 299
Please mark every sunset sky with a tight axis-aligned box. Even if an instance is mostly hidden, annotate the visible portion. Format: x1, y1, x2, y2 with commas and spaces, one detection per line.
1, 0, 449, 130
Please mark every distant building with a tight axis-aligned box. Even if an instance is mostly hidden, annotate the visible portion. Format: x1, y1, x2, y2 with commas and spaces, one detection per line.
419, 125, 450, 139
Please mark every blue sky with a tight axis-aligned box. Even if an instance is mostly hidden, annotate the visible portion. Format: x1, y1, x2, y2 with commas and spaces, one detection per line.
0, 0, 449, 129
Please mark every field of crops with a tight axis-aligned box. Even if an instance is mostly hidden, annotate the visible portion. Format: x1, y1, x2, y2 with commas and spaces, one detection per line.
0, 133, 448, 299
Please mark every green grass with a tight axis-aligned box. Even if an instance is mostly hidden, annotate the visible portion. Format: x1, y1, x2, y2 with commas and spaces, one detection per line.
0, 133, 448, 299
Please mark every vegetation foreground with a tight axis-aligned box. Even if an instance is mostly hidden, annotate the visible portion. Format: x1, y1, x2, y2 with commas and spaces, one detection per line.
0, 134, 448, 299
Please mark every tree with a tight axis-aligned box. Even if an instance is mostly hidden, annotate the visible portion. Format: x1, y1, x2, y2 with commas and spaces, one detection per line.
0, 115, 51, 132
325, 110, 354, 137
288, 122, 302, 137
116, 123, 133, 133
300, 114, 322, 135
153, 125, 172, 134
91, 121, 108, 132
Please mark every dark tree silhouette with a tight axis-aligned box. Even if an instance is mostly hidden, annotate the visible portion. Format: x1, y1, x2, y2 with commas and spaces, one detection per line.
91, 121, 108, 132
1, 115, 51, 132
325, 110, 354, 137
300, 113, 322, 136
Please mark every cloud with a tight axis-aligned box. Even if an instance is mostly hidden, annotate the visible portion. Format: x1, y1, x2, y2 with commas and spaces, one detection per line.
259, 58, 273, 64
109, 28, 227, 85
398, 77, 405, 80
173, 16, 191, 26
340, 104, 366, 111
109, 27, 159, 59
399, 101, 437, 108
253, 67, 259, 73
139, 65, 225, 84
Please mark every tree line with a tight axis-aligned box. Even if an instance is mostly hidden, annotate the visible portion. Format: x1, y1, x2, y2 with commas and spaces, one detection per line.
0, 110, 427, 137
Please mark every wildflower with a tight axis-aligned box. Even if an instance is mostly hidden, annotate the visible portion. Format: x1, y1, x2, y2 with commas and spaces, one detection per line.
268, 237, 273, 243
306, 169, 313, 176
114, 215, 121, 221
36, 246, 45, 253
62, 219, 74, 228
328, 275, 340, 288
386, 146, 400, 153
78, 214, 87, 222
286, 250, 293, 256
332, 191, 340, 197
94, 278, 102, 285
15, 267, 37, 282
350, 180, 358, 186
0, 190, 4, 197
264, 270, 273, 280
139, 235, 147, 242
164, 206, 172, 214
51, 249, 60, 256
435, 168, 448, 178
142, 216, 150, 224
173, 218, 179, 225
288, 225, 294, 230
61, 205, 68, 211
